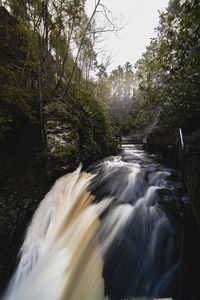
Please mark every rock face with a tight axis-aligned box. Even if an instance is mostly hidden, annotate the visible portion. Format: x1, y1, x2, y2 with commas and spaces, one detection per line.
47, 120, 71, 153
0, 149, 48, 297
45, 104, 79, 179
46, 117, 74, 164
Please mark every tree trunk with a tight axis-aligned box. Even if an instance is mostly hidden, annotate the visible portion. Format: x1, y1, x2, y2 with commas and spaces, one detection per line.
64, 0, 101, 96
38, 62, 46, 150
54, 20, 74, 92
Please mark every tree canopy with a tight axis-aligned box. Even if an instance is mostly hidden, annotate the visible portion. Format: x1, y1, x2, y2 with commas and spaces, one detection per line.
135, 0, 200, 134
0, 1, 119, 173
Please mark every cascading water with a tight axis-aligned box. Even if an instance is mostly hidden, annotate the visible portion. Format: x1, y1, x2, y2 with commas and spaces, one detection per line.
3, 145, 183, 300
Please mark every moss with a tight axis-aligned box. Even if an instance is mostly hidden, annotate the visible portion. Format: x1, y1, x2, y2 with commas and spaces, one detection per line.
55, 143, 79, 162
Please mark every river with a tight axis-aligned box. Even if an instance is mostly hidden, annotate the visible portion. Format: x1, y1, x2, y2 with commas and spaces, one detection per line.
3, 144, 199, 300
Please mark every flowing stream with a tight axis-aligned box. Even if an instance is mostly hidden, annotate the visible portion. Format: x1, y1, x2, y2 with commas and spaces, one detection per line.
3, 145, 184, 300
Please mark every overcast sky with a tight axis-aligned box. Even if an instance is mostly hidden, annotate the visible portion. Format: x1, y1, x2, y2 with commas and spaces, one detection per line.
85, 0, 169, 71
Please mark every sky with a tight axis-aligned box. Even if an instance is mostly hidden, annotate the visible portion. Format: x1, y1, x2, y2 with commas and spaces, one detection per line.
85, 0, 169, 72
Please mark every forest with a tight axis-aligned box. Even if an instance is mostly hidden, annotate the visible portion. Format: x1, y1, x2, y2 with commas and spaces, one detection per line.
0, 0, 120, 175
0, 0, 199, 171
0, 0, 200, 297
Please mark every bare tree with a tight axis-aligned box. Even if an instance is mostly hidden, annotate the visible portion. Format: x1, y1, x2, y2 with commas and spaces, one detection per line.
63, 0, 101, 95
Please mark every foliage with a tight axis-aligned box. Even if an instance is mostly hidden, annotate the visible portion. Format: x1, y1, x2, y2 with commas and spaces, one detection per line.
0, 15, 40, 142
135, 0, 200, 134
55, 143, 79, 162
0, 4, 119, 171
67, 85, 119, 164
94, 61, 141, 134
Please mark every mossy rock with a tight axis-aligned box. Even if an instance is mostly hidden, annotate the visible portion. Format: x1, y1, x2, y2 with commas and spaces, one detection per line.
55, 143, 79, 161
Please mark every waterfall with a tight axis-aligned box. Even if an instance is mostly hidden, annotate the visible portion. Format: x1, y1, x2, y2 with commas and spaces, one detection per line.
3, 145, 181, 300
